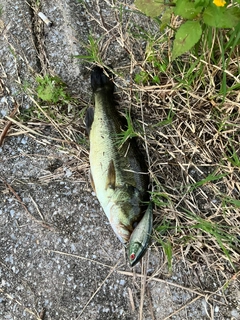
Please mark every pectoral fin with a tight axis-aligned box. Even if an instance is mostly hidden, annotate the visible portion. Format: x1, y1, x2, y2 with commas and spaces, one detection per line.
85, 107, 94, 135
89, 169, 96, 192
105, 160, 116, 190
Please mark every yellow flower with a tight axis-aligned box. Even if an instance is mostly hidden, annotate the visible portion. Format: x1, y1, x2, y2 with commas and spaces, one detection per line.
213, 0, 226, 6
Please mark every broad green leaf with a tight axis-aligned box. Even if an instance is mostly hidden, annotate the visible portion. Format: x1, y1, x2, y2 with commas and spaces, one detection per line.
160, 7, 174, 30
194, 0, 209, 7
203, 6, 240, 28
174, 0, 203, 19
172, 21, 202, 60
135, 0, 165, 17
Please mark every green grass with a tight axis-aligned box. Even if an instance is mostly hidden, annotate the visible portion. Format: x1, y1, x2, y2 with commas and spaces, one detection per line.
152, 108, 175, 128
74, 34, 102, 64
114, 110, 139, 148
123, 11, 240, 270
14, 71, 88, 151
187, 170, 228, 193
226, 143, 240, 168
184, 209, 238, 269
222, 196, 240, 210
150, 190, 170, 208
158, 238, 173, 273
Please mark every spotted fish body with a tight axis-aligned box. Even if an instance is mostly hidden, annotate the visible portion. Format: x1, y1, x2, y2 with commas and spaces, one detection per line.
85, 66, 150, 245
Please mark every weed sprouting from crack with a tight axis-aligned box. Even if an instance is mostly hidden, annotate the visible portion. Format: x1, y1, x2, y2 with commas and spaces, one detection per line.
36, 75, 70, 104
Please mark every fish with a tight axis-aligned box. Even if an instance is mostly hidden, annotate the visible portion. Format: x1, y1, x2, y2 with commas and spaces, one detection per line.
128, 201, 153, 267
85, 66, 151, 247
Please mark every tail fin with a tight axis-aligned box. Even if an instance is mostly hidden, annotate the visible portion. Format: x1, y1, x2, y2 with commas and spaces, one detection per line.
91, 66, 114, 93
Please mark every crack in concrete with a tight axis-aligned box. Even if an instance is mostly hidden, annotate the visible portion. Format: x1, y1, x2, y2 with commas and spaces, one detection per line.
27, 0, 48, 74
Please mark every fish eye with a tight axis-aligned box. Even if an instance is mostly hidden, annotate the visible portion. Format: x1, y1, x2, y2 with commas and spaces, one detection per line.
130, 253, 135, 260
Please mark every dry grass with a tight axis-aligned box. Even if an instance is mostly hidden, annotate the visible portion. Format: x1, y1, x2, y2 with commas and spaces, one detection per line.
1, 0, 239, 273
77, 2, 240, 273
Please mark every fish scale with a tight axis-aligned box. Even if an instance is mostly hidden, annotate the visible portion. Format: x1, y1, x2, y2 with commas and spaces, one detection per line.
85, 66, 152, 265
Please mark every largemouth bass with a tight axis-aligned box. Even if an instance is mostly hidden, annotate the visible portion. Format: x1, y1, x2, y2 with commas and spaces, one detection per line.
86, 66, 152, 258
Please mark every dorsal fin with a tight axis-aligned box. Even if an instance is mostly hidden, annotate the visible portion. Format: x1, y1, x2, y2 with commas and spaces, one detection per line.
105, 160, 116, 190
85, 107, 94, 135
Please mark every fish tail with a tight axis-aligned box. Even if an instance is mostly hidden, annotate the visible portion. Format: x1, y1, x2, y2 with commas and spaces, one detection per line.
91, 66, 114, 93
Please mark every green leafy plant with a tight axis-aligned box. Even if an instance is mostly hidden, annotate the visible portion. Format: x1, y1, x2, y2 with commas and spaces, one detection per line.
36, 75, 70, 103
134, 70, 150, 85
134, 0, 240, 59
74, 34, 102, 63
114, 110, 139, 148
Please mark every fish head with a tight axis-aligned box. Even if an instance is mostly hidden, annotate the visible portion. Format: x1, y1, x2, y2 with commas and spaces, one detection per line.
128, 240, 143, 267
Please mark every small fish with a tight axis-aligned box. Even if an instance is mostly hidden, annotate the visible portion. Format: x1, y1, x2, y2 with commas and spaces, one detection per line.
128, 201, 153, 267
85, 66, 150, 244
